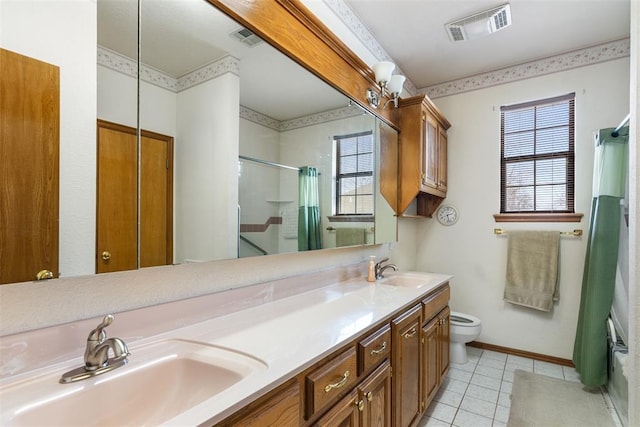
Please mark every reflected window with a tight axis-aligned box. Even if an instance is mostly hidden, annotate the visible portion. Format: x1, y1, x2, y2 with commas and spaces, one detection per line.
335, 132, 374, 215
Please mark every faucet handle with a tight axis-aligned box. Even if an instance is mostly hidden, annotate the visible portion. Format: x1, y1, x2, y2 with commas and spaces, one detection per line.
87, 314, 115, 342
375, 257, 389, 267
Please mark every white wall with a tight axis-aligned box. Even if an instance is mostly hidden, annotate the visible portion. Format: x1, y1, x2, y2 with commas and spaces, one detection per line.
175, 73, 240, 262
414, 58, 630, 359
1, 0, 97, 278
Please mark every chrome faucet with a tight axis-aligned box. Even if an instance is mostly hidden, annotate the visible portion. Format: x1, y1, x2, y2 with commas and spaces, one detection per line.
375, 258, 398, 279
84, 315, 129, 370
60, 314, 130, 383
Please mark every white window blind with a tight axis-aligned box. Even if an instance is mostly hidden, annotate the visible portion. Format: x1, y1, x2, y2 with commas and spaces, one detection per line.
500, 93, 575, 213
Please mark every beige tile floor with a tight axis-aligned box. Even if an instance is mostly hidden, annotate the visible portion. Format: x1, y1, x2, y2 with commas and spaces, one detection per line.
418, 347, 621, 427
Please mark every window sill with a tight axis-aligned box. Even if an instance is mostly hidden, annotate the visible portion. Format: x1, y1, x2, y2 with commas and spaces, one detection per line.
494, 213, 584, 223
327, 215, 374, 223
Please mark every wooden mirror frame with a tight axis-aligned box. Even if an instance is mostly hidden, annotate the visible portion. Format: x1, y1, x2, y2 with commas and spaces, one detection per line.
208, 0, 400, 130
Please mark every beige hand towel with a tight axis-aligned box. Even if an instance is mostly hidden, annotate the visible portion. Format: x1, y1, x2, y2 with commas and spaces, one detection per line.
336, 228, 366, 247
504, 231, 560, 312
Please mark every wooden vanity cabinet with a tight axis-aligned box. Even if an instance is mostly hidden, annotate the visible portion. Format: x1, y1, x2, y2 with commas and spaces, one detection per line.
215, 283, 450, 427
397, 95, 451, 217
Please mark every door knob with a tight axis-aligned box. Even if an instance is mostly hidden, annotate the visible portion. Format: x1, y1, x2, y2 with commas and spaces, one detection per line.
102, 251, 111, 261
36, 270, 54, 280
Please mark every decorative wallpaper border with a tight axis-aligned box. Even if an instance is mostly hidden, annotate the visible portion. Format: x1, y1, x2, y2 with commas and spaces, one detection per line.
424, 38, 631, 99
97, 46, 239, 93
98, 46, 362, 132
324, 1, 630, 99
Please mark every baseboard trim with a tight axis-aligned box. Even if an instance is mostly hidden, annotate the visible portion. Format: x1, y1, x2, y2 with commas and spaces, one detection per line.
468, 341, 574, 367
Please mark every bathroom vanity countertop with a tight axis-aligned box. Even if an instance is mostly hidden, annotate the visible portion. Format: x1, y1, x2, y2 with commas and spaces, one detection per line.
0, 270, 451, 426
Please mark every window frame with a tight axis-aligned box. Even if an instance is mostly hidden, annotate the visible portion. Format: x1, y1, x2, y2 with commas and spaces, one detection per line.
333, 131, 374, 217
496, 93, 582, 223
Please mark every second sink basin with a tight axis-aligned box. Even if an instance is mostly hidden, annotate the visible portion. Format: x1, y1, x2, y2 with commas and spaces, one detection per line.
378, 271, 441, 288
1, 339, 267, 426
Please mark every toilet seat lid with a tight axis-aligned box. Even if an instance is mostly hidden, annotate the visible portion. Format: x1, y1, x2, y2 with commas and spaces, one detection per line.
450, 311, 481, 327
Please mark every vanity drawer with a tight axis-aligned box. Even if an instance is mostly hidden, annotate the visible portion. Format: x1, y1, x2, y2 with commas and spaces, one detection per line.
422, 284, 450, 321
358, 324, 391, 374
305, 347, 358, 418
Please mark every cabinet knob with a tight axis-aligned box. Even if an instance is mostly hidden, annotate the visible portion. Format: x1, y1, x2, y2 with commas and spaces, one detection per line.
366, 391, 373, 402
355, 399, 364, 411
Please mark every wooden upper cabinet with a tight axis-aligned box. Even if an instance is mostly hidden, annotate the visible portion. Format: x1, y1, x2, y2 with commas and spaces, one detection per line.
398, 95, 451, 217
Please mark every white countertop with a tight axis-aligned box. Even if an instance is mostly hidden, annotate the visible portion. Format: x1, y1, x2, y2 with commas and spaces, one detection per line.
0, 270, 451, 426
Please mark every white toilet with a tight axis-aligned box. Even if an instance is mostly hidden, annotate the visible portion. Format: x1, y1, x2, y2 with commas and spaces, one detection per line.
449, 311, 482, 364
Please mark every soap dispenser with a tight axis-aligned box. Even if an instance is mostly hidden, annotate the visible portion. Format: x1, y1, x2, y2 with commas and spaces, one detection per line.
367, 256, 376, 282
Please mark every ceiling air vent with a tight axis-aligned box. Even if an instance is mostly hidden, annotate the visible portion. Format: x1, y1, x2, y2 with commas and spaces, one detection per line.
230, 27, 262, 47
445, 3, 511, 42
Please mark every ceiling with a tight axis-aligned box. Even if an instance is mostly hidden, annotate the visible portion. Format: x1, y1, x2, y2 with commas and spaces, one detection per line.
98, 0, 631, 121
344, 0, 631, 90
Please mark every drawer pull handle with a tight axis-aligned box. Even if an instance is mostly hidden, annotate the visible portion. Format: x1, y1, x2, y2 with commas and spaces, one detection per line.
355, 399, 364, 411
403, 327, 417, 339
324, 370, 350, 393
370, 341, 387, 356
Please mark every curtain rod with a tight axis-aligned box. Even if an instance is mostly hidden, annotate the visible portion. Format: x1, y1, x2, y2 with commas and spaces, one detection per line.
493, 228, 582, 237
239, 155, 301, 171
611, 113, 630, 137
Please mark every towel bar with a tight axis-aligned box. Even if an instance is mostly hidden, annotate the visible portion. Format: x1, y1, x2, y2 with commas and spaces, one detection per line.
493, 228, 582, 236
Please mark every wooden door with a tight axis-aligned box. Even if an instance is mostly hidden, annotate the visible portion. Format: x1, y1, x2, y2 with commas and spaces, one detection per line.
96, 120, 173, 273
359, 361, 391, 427
96, 121, 137, 273
139, 132, 173, 268
0, 48, 60, 284
392, 305, 422, 427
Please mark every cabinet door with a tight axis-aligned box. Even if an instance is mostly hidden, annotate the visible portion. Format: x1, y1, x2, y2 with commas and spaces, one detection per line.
422, 317, 439, 411
359, 361, 391, 427
392, 305, 422, 427
438, 307, 451, 381
314, 389, 360, 427
220, 380, 300, 427
421, 112, 439, 191
437, 126, 448, 193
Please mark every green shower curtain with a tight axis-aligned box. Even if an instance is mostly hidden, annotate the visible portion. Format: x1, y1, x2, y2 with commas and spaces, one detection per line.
573, 126, 628, 387
298, 166, 321, 251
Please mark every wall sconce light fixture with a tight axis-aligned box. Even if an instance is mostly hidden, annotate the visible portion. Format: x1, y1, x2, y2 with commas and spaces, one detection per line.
366, 61, 406, 109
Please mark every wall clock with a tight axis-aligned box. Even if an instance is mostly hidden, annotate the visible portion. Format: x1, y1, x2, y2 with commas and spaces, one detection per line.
436, 204, 459, 226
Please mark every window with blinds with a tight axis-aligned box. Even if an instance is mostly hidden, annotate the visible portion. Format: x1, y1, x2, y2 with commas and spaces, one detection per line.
335, 131, 374, 215
500, 93, 575, 214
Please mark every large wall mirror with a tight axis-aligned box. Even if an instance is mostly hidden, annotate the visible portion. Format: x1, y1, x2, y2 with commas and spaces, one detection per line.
2, 0, 398, 285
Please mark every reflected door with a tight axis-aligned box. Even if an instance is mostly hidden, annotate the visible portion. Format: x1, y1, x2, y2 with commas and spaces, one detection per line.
0, 49, 60, 284
96, 120, 173, 273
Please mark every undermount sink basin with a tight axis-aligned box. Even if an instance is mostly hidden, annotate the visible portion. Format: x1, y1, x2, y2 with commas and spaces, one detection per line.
1, 339, 267, 426
378, 272, 436, 288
